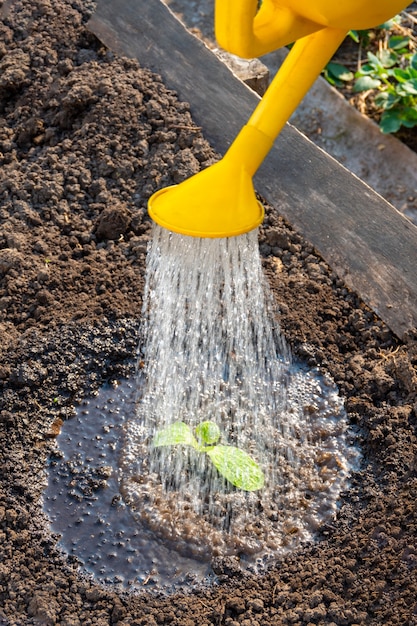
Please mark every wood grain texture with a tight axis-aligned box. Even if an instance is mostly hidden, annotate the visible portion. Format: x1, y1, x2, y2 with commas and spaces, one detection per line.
88, 0, 417, 339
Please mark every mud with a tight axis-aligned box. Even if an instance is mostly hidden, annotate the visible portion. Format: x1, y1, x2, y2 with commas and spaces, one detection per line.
1, 1, 417, 624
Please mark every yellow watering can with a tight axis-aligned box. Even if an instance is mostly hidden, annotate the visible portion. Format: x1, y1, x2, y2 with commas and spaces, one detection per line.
149, 0, 411, 238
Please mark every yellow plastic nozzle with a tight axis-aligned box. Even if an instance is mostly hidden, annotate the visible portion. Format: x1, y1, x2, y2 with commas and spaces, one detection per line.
148, 170, 263, 239
148, 125, 273, 238
149, 0, 412, 238
149, 27, 346, 238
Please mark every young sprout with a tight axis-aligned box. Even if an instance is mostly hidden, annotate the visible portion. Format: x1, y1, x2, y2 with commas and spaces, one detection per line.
195, 421, 221, 446
153, 420, 264, 492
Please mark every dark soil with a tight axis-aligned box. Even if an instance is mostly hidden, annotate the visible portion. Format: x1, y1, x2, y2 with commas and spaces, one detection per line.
1, 1, 417, 624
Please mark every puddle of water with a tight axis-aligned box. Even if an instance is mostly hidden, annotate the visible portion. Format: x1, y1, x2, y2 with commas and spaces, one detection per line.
44, 379, 213, 592
44, 367, 360, 593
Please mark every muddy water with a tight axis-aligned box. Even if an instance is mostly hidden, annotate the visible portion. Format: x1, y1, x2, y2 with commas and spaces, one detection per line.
44, 378, 213, 592
44, 365, 359, 592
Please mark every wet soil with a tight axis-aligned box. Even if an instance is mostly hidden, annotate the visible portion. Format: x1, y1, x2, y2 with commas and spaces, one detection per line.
1, 0, 417, 624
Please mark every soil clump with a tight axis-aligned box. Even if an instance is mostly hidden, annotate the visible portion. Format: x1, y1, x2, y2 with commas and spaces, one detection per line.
1, 1, 417, 624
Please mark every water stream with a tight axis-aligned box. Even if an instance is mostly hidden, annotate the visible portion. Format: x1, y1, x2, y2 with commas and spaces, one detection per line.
121, 224, 358, 562
123, 225, 294, 517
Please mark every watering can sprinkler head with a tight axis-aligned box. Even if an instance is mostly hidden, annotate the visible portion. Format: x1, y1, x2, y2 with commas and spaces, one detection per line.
148, 125, 273, 238
148, 165, 264, 239
148, 0, 412, 238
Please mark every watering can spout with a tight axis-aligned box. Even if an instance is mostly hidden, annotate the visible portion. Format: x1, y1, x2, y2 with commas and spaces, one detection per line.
149, 25, 346, 238
148, 0, 412, 238
148, 125, 273, 238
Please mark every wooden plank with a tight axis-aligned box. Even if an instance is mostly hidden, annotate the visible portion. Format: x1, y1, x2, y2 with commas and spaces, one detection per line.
88, 0, 417, 340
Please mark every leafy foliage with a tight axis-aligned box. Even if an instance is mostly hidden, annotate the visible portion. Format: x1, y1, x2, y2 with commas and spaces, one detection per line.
322, 62, 354, 87
323, 15, 417, 134
354, 47, 417, 133
153, 421, 265, 491
153, 421, 198, 448
195, 420, 221, 445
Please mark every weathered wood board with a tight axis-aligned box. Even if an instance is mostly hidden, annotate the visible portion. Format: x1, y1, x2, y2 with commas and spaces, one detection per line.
88, 0, 417, 340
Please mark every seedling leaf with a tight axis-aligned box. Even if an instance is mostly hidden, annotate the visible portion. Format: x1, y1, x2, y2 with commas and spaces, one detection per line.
392, 68, 413, 82
206, 445, 265, 492
355, 64, 374, 77
348, 30, 360, 44
152, 421, 265, 492
374, 91, 400, 110
377, 49, 398, 69
367, 51, 383, 68
388, 35, 410, 51
401, 80, 417, 96
153, 422, 198, 449
380, 109, 403, 133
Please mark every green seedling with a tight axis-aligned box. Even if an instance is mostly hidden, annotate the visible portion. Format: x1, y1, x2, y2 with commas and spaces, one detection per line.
153, 420, 264, 492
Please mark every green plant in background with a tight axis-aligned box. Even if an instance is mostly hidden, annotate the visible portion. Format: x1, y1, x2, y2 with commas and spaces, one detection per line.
322, 61, 354, 88
153, 420, 265, 491
354, 45, 417, 133
323, 15, 417, 134
321, 25, 390, 87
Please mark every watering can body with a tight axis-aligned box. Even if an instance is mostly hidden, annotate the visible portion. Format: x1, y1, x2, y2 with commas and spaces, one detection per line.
216, 0, 411, 57
149, 0, 411, 237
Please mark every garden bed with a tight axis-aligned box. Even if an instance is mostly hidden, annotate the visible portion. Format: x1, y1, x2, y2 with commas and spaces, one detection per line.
1, 1, 417, 624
